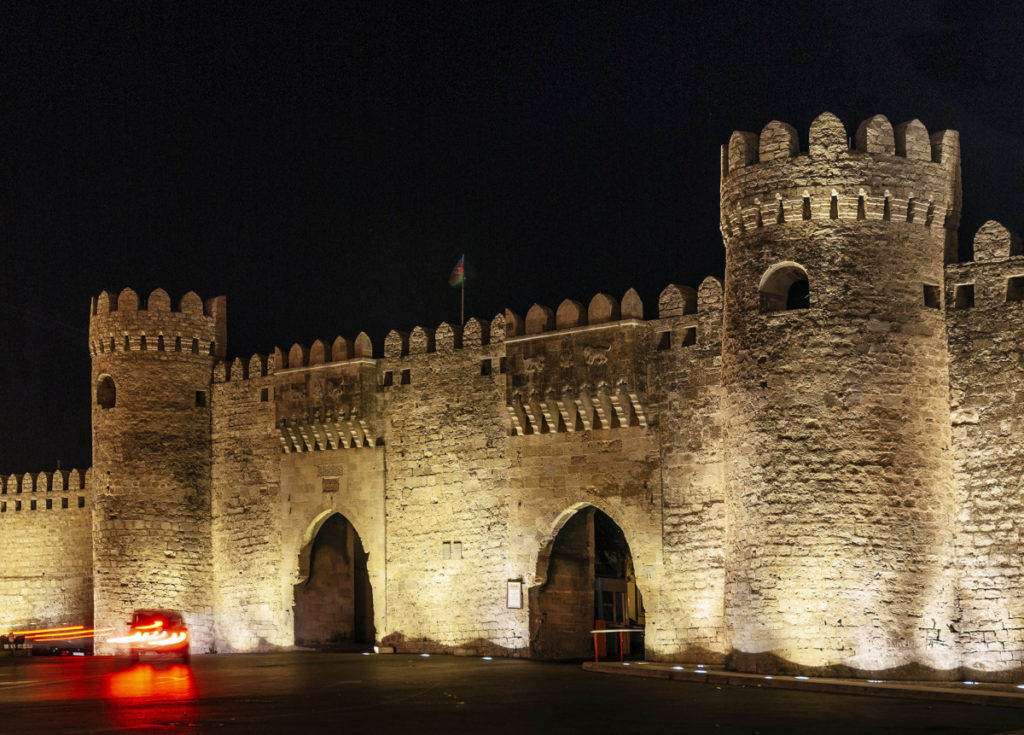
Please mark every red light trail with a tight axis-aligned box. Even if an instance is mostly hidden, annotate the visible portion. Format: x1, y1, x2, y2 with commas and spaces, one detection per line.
6, 625, 114, 642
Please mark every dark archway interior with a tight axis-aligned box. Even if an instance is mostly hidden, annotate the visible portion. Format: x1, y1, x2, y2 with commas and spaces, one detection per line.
96, 376, 116, 409
530, 508, 644, 659
759, 264, 810, 312
785, 276, 810, 310
294, 514, 374, 648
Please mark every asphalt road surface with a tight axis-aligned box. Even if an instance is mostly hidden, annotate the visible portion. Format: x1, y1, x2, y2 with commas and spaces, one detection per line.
2, 652, 1024, 734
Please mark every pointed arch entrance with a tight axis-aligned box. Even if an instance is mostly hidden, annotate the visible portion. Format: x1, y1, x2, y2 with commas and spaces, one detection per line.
293, 512, 375, 648
529, 506, 644, 659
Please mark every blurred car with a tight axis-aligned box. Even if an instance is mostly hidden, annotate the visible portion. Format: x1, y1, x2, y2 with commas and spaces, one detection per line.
109, 609, 190, 663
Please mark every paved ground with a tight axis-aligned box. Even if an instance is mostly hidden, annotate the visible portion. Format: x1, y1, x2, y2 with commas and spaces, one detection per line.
586, 660, 1024, 709
1, 652, 1023, 734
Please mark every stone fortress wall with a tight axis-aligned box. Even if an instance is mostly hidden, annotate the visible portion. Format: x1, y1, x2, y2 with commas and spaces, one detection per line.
945, 221, 1024, 674
721, 113, 961, 675
3, 111, 1024, 681
0, 470, 92, 632
87, 289, 226, 654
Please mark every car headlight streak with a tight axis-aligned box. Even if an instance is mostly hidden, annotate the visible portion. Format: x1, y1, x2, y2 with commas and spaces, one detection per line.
108, 623, 188, 648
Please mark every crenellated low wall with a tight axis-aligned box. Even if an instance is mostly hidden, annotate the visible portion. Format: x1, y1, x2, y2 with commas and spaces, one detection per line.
0, 469, 93, 632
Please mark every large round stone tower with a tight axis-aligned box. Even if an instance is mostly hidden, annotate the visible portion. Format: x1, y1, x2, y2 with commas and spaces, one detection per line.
89, 288, 226, 654
719, 113, 961, 676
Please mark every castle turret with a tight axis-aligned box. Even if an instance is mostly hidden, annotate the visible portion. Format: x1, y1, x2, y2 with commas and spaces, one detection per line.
719, 113, 961, 675
89, 287, 226, 654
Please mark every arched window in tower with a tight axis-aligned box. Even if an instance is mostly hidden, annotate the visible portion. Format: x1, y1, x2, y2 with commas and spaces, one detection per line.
97, 375, 116, 409
759, 262, 810, 313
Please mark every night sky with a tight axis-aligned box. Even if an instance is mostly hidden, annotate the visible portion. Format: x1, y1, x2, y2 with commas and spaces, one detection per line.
3, 2, 1023, 472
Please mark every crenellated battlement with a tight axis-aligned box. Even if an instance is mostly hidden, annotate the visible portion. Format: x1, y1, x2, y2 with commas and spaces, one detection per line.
274, 333, 374, 371
946, 220, 1024, 314
209, 283, 724, 446
723, 113, 959, 174
969, 220, 1023, 263
0, 468, 90, 514
720, 112, 962, 246
213, 282, 723, 388
215, 353, 273, 383
89, 287, 226, 360
497, 284, 725, 437
385, 316, 504, 359
378, 289, 644, 361
213, 282, 725, 384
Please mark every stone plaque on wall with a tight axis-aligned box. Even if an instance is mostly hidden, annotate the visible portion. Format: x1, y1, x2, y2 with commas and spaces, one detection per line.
321, 478, 340, 493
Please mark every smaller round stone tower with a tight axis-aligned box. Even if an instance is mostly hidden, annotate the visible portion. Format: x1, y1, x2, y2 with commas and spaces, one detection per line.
719, 113, 961, 676
89, 288, 226, 654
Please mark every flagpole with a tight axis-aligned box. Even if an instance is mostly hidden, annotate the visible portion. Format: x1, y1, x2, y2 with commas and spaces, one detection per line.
461, 276, 465, 325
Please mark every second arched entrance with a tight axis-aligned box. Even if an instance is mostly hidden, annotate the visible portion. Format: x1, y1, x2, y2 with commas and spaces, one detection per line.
293, 513, 375, 649
530, 506, 644, 659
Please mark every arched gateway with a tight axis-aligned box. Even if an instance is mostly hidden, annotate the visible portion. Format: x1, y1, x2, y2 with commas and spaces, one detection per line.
530, 506, 644, 659
293, 512, 375, 648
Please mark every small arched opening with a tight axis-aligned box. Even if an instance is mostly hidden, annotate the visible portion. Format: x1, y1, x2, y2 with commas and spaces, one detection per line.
530, 507, 644, 660
96, 375, 116, 409
759, 262, 810, 313
293, 513, 375, 649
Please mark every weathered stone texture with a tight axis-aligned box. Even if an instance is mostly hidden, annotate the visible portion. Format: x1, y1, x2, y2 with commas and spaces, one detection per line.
279, 445, 385, 646
529, 508, 595, 658
946, 232, 1024, 679
646, 287, 727, 662
720, 114, 961, 675
510, 428, 662, 652
211, 363, 284, 651
503, 319, 662, 658
381, 339, 516, 654
89, 291, 224, 654
0, 472, 93, 631
293, 514, 370, 644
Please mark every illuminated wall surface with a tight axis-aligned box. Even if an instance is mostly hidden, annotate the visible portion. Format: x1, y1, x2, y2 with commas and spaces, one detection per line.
2, 113, 1024, 680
